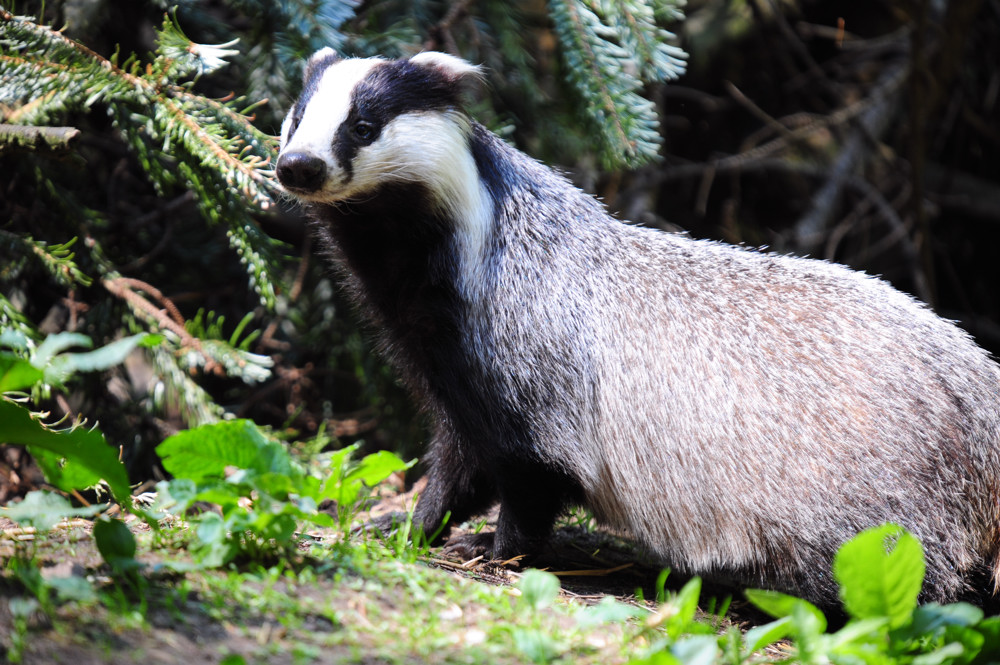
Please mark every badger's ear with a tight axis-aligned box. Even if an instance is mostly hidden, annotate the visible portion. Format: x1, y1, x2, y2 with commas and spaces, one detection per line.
409, 51, 483, 84
303, 47, 341, 83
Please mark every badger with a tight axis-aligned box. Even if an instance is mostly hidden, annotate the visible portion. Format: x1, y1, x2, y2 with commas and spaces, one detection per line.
275, 48, 1000, 607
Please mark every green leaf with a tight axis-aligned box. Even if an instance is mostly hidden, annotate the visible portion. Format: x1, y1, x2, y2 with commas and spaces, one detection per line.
628, 650, 681, 665
911, 642, 966, 665
664, 577, 702, 638
219, 656, 248, 665
576, 596, 643, 627
744, 588, 828, 633
743, 616, 793, 656
345, 450, 412, 486
2, 490, 105, 532
909, 603, 985, 637
519, 569, 561, 611
512, 627, 561, 663
827, 617, 889, 650
0, 329, 32, 352
973, 616, 1000, 660
0, 353, 44, 392
0, 399, 132, 507
318, 446, 413, 507
32, 331, 92, 368
156, 419, 295, 481
43, 333, 156, 386
93, 517, 140, 573
46, 575, 97, 604
671, 635, 719, 665
833, 523, 925, 628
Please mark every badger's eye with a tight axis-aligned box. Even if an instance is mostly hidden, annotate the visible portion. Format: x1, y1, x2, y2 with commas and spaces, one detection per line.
354, 121, 375, 142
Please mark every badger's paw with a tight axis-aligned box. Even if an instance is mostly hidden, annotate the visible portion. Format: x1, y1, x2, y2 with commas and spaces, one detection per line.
442, 531, 496, 561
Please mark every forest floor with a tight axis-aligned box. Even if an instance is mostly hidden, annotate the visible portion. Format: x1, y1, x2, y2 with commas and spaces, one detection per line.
0, 487, 770, 665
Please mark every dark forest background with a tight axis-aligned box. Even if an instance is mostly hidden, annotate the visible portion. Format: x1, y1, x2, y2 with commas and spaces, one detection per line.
2, 0, 998, 501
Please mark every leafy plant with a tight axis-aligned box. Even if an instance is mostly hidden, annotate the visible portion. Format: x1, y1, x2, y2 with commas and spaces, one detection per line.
152, 419, 411, 567
738, 523, 1000, 665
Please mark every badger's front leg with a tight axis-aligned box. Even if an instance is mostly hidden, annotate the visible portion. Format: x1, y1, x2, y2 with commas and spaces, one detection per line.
443, 461, 581, 561
378, 419, 494, 542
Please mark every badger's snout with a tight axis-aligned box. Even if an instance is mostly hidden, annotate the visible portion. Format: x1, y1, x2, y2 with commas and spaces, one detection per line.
276, 152, 327, 193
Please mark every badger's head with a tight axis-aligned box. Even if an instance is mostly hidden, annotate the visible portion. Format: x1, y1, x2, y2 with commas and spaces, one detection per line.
276, 49, 483, 206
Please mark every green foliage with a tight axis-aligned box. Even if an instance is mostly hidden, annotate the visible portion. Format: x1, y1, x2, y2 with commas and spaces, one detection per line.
93, 516, 141, 576
153, 419, 411, 567
2, 489, 105, 531
739, 523, 1000, 665
1, 7, 285, 436
549, 0, 686, 168
0, 398, 133, 507
1, 330, 161, 393
834, 522, 925, 629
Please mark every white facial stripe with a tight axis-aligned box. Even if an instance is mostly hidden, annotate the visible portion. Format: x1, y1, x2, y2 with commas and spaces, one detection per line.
354, 110, 492, 267
280, 57, 493, 292
281, 57, 383, 195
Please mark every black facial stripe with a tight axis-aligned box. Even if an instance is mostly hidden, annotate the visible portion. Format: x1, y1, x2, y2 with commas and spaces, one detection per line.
286, 51, 343, 141
331, 59, 468, 180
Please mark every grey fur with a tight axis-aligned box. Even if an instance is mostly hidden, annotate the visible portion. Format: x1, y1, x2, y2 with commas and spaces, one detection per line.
278, 53, 1000, 607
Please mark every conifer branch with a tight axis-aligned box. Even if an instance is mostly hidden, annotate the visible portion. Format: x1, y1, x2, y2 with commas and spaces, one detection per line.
0, 123, 79, 152
550, 0, 664, 167
1, 11, 283, 307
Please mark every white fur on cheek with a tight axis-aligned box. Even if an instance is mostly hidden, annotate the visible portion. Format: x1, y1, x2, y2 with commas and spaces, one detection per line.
353, 110, 492, 288
280, 58, 383, 201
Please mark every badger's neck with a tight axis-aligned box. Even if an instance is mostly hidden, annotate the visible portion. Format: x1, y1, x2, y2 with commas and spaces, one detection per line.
307, 117, 508, 370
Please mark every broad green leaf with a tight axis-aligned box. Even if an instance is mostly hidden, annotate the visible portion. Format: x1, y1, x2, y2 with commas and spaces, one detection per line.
345, 449, 413, 486
833, 523, 924, 628
577, 596, 643, 627
94, 517, 140, 573
44, 333, 157, 386
32, 331, 91, 368
671, 635, 719, 665
157, 419, 295, 481
3, 490, 105, 531
908, 602, 984, 638
743, 616, 793, 656
0, 398, 132, 506
520, 569, 561, 611
324, 449, 413, 505
745, 588, 828, 633
0, 353, 44, 392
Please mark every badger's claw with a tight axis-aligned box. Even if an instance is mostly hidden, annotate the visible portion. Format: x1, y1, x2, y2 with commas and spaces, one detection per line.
442, 531, 496, 561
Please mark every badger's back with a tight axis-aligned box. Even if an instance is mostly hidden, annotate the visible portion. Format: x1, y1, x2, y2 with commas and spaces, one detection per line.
277, 50, 1000, 606
468, 127, 1000, 600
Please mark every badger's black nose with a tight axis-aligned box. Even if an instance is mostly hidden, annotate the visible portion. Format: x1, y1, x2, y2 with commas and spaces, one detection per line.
276, 152, 327, 192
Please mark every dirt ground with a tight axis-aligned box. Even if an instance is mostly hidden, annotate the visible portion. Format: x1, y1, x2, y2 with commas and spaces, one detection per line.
0, 496, 774, 665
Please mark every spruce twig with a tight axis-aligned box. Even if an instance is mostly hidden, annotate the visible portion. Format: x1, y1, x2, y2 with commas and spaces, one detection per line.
0, 124, 79, 152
